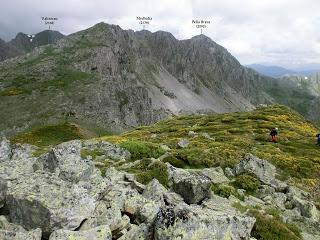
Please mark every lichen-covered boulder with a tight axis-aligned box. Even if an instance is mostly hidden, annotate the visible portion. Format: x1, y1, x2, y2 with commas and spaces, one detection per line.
35, 140, 108, 200
102, 171, 162, 225
0, 137, 11, 161
104, 167, 127, 183
167, 165, 211, 204
11, 143, 37, 161
0, 228, 42, 240
118, 223, 149, 240
234, 154, 287, 190
143, 179, 167, 204
0, 152, 37, 207
0, 215, 42, 240
79, 202, 130, 234
290, 196, 319, 221
154, 204, 255, 240
49, 225, 112, 240
124, 194, 161, 224
38, 140, 95, 182
82, 140, 131, 161
6, 171, 96, 237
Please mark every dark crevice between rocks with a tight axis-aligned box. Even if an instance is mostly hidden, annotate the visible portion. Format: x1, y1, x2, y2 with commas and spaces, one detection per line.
163, 197, 171, 206
74, 218, 88, 231
112, 229, 124, 240
0, 204, 9, 216
196, 197, 208, 206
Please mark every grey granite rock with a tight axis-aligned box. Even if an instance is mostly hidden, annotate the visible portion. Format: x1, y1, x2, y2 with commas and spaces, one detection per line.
154, 204, 255, 240
49, 225, 112, 240
0, 137, 11, 161
6, 172, 96, 237
168, 165, 211, 204
177, 139, 190, 148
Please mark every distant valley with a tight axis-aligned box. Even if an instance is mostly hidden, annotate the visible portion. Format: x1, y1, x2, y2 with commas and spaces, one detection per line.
247, 63, 320, 78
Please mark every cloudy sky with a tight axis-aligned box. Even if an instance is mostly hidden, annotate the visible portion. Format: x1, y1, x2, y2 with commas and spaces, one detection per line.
1, 0, 319, 68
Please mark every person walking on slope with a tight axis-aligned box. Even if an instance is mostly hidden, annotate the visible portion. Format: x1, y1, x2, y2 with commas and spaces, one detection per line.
316, 133, 320, 145
270, 128, 278, 143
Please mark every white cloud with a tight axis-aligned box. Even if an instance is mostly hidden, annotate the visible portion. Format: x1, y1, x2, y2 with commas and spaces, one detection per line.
0, 0, 319, 67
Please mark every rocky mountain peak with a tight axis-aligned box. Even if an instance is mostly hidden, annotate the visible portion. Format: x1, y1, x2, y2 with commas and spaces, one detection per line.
190, 34, 214, 43
0, 30, 64, 61
0, 22, 275, 135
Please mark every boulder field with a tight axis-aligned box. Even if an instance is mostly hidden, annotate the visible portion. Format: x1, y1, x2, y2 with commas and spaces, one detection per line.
0, 137, 319, 239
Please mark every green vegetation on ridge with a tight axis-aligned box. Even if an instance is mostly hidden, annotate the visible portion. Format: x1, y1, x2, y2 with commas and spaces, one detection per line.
11, 122, 94, 147
11, 104, 320, 199
101, 105, 320, 191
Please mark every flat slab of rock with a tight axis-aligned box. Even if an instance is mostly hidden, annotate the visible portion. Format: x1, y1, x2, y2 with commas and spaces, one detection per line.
155, 205, 255, 240
189, 167, 230, 184
49, 225, 112, 240
0, 228, 42, 240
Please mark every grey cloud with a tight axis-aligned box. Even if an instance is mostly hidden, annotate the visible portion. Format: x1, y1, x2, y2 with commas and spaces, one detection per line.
0, 0, 319, 67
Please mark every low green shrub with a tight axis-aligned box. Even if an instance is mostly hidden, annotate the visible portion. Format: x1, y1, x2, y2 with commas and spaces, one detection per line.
80, 149, 105, 159
176, 148, 213, 167
266, 207, 281, 220
162, 155, 187, 168
232, 202, 261, 213
232, 202, 248, 213
221, 116, 235, 123
120, 140, 165, 161
212, 184, 238, 198
234, 174, 261, 193
135, 161, 169, 188
248, 114, 270, 121
249, 210, 302, 240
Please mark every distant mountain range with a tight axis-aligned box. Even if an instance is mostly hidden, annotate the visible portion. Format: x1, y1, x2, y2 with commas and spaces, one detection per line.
0, 30, 64, 61
247, 63, 320, 78
0, 22, 319, 136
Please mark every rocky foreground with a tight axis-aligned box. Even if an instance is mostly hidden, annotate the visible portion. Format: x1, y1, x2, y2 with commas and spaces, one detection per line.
0, 137, 319, 239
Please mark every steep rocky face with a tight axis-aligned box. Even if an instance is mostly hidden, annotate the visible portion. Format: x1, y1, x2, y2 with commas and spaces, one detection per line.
0, 22, 277, 135
0, 30, 64, 61
0, 38, 20, 61
142, 32, 272, 106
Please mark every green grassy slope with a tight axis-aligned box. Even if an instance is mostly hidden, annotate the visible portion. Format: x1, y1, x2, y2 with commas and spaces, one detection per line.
101, 105, 320, 191
11, 122, 96, 147
12, 104, 320, 196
